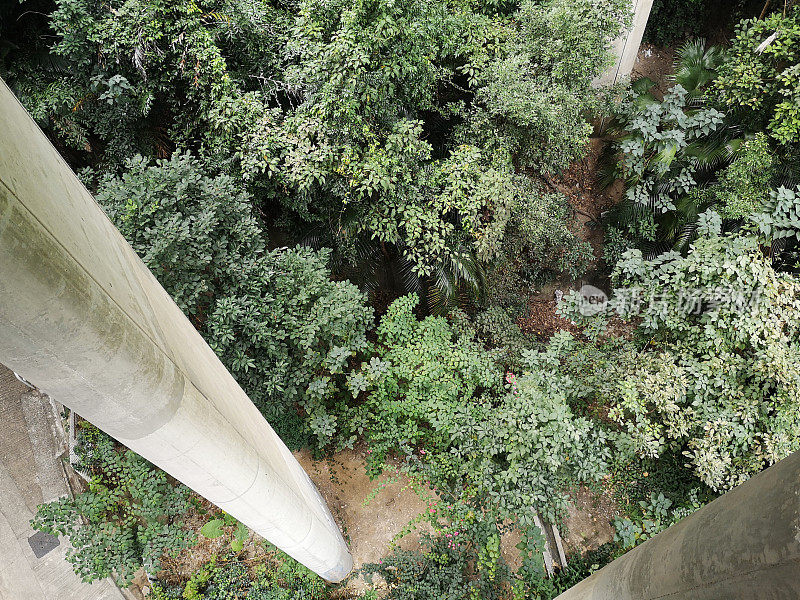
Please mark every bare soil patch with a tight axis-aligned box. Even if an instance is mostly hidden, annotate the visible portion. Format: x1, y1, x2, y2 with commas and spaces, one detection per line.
632, 43, 675, 96
294, 448, 432, 592
562, 486, 622, 555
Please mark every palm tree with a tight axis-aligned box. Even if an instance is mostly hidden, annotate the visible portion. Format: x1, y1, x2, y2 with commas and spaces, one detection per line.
301, 210, 486, 316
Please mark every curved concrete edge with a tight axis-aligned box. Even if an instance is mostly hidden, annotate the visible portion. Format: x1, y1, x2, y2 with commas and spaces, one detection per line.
555, 451, 800, 600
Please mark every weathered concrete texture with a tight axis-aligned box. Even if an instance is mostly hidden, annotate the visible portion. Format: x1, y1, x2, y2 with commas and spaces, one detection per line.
555, 450, 800, 600
0, 77, 352, 581
0, 365, 126, 600
595, 0, 654, 86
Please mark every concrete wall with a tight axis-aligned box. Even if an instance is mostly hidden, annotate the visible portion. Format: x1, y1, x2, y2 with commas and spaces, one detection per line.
595, 0, 654, 86
555, 450, 800, 599
0, 78, 352, 582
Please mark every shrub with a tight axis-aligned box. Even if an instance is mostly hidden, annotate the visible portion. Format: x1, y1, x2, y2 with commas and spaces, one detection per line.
152, 551, 330, 600
361, 533, 508, 600
472, 0, 629, 172
352, 298, 610, 524
644, 0, 715, 45
31, 424, 194, 586
98, 153, 373, 448
561, 233, 800, 490
714, 8, 800, 147
96, 152, 263, 323
207, 246, 373, 447
347, 294, 501, 469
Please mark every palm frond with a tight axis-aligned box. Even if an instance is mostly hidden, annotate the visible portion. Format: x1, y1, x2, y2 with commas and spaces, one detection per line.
672, 39, 724, 95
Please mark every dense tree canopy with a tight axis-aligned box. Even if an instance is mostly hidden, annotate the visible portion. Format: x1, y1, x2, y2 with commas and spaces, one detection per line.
11, 0, 800, 596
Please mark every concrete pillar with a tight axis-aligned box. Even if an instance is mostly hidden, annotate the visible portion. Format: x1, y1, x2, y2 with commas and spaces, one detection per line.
595, 0, 654, 86
0, 78, 353, 582
555, 450, 800, 599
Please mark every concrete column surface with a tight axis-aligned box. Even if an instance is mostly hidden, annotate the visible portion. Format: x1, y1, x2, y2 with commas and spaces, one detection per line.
555, 450, 800, 600
0, 78, 353, 582
595, 0, 654, 86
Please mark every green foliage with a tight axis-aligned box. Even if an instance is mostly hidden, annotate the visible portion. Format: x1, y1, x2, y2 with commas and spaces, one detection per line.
544, 544, 616, 597
601, 40, 758, 257
450, 305, 533, 370
563, 234, 800, 490
361, 533, 508, 600
3, 0, 265, 164
97, 153, 373, 448
612, 83, 725, 214
751, 186, 800, 242
199, 513, 249, 553
708, 133, 777, 220
152, 551, 330, 600
96, 152, 262, 321
208, 0, 522, 277
613, 490, 704, 550
471, 0, 629, 172
348, 294, 501, 467
4, 0, 625, 288
490, 187, 592, 309
200, 519, 225, 540
714, 8, 800, 148
613, 493, 673, 550
450, 345, 611, 524
643, 0, 716, 45
206, 246, 373, 447
31, 424, 193, 586
352, 297, 609, 526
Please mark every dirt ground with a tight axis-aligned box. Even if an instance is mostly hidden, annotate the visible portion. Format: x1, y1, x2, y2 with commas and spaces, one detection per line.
631, 43, 676, 96
562, 486, 622, 555
296, 449, 619, 583
295, 448, 433, 592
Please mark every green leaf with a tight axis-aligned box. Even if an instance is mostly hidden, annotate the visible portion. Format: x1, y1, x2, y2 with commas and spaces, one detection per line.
200, 519, 225, 539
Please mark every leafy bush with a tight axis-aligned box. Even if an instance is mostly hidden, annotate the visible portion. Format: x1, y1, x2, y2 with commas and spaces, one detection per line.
643, 0, 715, 45
609, 82, 725, 215
361, 533, 508, 600
714, 8, 800, 148
750, 185, 800, 242
705, 133, 777, 220
96, 152, 263, 322
3, 0, 258, 165
450, 305, 533, 370
490, 187, 593, 308
352, 298, 609, 526
613, 491, 703, 550
31, 424, 194, 586
471, 0, 629, 172
562, 234, 800, 490
211, 0, 522, 277
97, 153, 373, 448
347, 294, 501, 468
449, 344, 612, 524
152, 551, 330, 600
4, 0, 629, 288
600, 40, 756, 257
207, 246, 373, 447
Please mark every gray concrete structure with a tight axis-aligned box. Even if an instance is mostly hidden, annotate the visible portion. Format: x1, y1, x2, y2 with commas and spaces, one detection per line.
0, 365, 127, 600
0, 78, 352, 582
595, 0, 654, 86
554, 450, 800, 600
